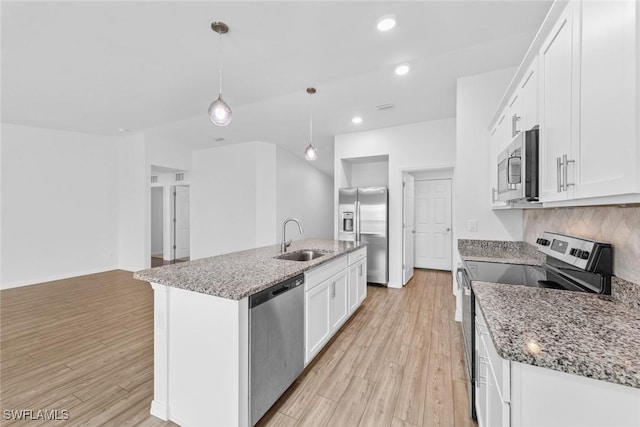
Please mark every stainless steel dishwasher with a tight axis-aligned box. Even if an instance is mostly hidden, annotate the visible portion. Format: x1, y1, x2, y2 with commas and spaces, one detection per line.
249, 274, 304, 426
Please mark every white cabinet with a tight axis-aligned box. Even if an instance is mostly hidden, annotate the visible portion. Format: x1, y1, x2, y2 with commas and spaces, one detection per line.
305, 249, 367, 364
348, 258, 367, 314
490, 111, 510, 208
475, 303, 510, 427
328, 270, 348, 331
305, 279, 331, 362
538, 0, 577, 202
574, 0, 638, 199
475, 300, 640, 427
520, 57, 538, 133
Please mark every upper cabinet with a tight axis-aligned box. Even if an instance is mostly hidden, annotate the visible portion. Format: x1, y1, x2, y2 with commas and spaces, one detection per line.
489, 0, 640, 208
575, 0, 637, 199
539, 2, 577, 202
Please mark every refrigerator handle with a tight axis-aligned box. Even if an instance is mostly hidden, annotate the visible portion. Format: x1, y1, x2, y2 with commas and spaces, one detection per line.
355, 201, 361, 242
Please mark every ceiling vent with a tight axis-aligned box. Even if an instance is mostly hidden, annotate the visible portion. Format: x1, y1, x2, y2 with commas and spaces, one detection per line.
175, 173, 185, 182
375, 103, 394, 110
150, 175, 158, 183
215, 137, 225, 142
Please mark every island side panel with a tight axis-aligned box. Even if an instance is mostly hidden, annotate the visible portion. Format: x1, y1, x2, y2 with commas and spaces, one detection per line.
150, 283, 170, 420
151, 283, 249, 427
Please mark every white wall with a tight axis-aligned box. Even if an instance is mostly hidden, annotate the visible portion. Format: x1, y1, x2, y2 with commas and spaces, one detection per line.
349, 160, 389, 188
191, 142, 333, 261
335, 119, 457, 288
454, 68, 523, 252
275, 146, 333, 241
117, 132, 149, 271
0, 124, 119, 288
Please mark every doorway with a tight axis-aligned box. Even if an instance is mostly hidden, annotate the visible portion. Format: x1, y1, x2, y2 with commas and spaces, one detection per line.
151, 186, 164, 264
173, 185, 190, 261
414, 178, 452, 270
401, 168, 454, 281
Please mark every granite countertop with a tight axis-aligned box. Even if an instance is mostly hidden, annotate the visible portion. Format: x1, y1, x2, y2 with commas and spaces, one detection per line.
473, 281, 640, 389
458, 239, 545, 265
134, 239, 366, 300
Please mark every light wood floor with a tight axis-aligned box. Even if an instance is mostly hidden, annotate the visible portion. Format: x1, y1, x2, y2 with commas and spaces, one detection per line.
0, 269, 475, 427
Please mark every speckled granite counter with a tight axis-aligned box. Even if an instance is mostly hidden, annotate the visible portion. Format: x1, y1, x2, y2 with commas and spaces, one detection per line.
473, 281, 640, 388
134, 239, 366, 300
458, 239, 545, 265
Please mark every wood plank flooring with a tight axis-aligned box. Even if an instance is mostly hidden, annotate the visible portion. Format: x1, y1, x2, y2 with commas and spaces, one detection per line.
0, 269, 475, 427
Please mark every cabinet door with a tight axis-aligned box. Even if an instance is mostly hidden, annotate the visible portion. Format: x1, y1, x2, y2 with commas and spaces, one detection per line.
348, 259, 367, 314
305, 280, 331, 363
490, 124, 509, 208
357, 258, 367, 304
576, 0, 638, 199
329, 270, 349, 332
520, 57, 538, 132
348, 263, 359, 314
508, 91, 523, 141
539, 1, 575, 202
487, 362, 510, 427
475, 329, 488, 426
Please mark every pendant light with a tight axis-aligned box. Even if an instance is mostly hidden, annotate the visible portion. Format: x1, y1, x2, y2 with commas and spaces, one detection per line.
304, 87, 318, 161
208, 21, 232, 126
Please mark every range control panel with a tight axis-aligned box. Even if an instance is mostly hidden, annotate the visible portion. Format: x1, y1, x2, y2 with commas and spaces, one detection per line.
536, 232, 611, 272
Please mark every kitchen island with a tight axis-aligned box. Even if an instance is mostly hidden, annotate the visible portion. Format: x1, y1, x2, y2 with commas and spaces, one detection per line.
134, 239, 367, 427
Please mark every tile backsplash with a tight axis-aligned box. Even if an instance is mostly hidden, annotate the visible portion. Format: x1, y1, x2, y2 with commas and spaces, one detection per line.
523, 206, 640, 284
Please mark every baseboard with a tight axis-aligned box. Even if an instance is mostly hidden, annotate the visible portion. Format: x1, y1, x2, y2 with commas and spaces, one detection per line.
150, 400, 169, 421
0, 266, 119, 290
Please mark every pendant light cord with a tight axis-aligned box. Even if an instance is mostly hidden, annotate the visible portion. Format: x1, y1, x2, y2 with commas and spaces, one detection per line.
218, 32, 223, 96
309, 92, 313, 145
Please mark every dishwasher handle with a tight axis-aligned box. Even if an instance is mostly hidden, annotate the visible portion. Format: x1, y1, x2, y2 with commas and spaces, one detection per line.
250, 274, 304, 308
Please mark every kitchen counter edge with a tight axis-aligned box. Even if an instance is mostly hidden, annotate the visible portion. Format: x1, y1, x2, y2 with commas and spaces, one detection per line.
133, 239, 367, 301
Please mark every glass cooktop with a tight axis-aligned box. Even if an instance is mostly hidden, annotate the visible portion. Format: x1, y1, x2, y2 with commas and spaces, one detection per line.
464, 260, 552, 288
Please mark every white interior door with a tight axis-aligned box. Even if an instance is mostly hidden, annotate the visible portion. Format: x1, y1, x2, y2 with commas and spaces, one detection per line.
174, 186, 190, 260
402, 174, 415, 285
414, 179, 452, 271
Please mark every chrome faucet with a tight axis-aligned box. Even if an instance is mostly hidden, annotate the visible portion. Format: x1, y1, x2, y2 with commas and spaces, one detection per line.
281, 218, 304, 253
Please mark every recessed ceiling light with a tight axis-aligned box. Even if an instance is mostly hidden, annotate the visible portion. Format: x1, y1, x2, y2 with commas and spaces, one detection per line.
352, 116, 363, 124
377, 16, 396, 32
117, 128, 130, 133
395, 64, 410, 76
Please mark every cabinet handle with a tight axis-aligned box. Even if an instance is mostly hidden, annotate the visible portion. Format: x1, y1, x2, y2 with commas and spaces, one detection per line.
491, 187, 498, 203
563, 154, 575, 189
331, 282, 335, 298
359, 265, 362, 277
557, 156, 563, 192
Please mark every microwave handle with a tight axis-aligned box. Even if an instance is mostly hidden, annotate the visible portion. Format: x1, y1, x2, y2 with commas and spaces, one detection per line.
507, 156, 521, 185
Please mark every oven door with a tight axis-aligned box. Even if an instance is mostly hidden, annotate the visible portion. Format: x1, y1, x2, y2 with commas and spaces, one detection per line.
456, 265, 476, 420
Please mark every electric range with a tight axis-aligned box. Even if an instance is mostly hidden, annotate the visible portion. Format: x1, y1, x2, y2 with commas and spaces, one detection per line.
456, 231, 613, 421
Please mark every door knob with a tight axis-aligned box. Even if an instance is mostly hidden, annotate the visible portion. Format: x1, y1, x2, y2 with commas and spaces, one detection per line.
446, 228, 451, 232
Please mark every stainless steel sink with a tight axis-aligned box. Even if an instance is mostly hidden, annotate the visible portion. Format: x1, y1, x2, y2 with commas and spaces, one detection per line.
275, 250, 326, 261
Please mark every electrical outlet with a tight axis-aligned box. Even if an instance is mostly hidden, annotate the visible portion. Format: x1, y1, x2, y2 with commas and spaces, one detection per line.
468, 220, 478, 232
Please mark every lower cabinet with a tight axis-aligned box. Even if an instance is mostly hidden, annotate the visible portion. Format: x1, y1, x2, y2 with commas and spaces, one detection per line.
305, 279, 331, 362
304, 250, 366, 365
476, 302, 640, 427
329, 270, 349, 332
476, 303, 510, 427
348, 258, 367, 314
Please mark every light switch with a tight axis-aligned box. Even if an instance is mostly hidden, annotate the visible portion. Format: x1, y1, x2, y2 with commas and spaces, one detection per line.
468, 220, 478, 232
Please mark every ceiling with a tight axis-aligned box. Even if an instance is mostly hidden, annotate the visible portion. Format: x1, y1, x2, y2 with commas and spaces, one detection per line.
1, 1, 552, 175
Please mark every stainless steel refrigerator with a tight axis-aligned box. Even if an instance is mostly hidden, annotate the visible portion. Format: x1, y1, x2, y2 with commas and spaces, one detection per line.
338, 187, 388, 285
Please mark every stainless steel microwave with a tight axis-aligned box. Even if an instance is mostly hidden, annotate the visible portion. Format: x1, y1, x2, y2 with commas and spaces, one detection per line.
497, 126, 539, 202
